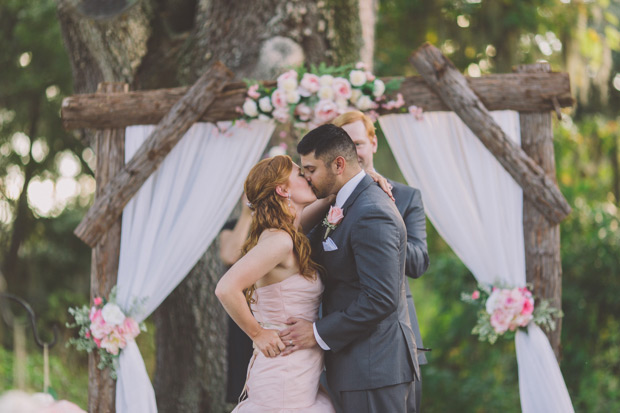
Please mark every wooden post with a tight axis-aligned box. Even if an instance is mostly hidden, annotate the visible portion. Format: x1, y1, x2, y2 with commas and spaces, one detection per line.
89, 82, 127, 413
74, 62, 233, 247
517, 63, 564, 359
60, 73, 573, 130
410, 43, 572, 225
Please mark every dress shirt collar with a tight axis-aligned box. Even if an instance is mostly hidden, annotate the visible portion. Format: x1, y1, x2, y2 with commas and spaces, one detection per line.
335, 170, 366, 208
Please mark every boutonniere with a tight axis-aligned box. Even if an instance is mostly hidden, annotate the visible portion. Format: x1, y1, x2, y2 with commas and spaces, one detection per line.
322, 206, 344, 240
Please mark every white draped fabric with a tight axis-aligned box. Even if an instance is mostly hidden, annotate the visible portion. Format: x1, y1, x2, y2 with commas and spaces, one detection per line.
114, 121, 274, 412
379, 112, 573, 412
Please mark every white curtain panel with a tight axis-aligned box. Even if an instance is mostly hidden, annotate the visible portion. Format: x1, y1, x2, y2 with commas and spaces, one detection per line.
379, 112, 573, 412
114, 120, 274, 412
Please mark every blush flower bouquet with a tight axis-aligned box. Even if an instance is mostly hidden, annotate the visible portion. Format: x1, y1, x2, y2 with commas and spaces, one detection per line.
461, 284, 562, 344
240, 62, 405, 130
67, 287, 146, 378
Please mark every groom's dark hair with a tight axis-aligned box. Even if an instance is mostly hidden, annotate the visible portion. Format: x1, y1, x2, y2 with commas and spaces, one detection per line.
297, 124, 358, 164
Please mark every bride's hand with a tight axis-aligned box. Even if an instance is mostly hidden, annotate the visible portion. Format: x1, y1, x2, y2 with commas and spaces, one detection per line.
254, 328, 286, 358
366, 170, 395, 201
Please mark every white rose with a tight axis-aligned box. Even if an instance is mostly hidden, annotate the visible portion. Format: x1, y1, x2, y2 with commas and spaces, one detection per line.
350, 88, 362, 102
318, 86, 334, 100
280, 77, 298, 92
319, 74, 334, 87
258, 96, 273, 113
101, 303, 126, 326
335, 98, 349, 110
243, 99, 259, 117
372, 79, 386, 97
349, 70, 367, 87
355, 95, 373, 111
485, 290, 501, 314
286, 89, 301, 104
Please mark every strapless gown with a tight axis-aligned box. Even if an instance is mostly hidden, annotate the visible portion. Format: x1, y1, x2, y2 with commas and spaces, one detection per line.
232, 274, 335, 412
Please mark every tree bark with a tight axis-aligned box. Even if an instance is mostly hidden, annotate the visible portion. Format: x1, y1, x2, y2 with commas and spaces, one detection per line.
516, 63, 564, 359
56, 0, 369, 410
89, 82, 127, 413
410, 43, 572, 225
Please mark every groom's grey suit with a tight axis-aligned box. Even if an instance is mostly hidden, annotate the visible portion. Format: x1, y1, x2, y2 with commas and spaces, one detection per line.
311, 174, 419, 411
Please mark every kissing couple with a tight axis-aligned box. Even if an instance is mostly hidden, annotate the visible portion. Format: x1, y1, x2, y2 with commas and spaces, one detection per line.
216, 121, 422, 412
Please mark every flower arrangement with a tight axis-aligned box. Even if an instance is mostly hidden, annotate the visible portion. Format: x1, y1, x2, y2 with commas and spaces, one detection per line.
461, 284, 563, 344
67, 287, 146, 379
239, 62, 405, 130
322, 205, 344, 240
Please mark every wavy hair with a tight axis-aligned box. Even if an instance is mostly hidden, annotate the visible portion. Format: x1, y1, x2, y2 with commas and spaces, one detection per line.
242, 155, 319, 304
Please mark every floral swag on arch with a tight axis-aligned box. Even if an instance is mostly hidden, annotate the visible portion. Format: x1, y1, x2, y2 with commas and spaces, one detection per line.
238, 62, 423, 130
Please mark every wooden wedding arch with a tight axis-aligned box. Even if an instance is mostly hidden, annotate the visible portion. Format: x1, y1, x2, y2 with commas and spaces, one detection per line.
61, 43, 573, 412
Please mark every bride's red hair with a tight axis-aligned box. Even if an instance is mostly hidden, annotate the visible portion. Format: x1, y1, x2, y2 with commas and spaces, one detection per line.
242, 155, 319, 304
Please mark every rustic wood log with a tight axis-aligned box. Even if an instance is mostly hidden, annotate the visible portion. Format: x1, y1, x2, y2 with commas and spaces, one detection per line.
60, 73, 573, 130
410, 43, 572, 225
74, 62, 233, 247
89, 82, 126, 413
517, 63, 564, 359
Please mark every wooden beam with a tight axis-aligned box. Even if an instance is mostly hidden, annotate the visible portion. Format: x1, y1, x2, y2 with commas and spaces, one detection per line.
74, 62, 233, 247
60, 74, 573, 130
89, 82, 126, 413
517, 63, 563, 359
410, 43, 572, 225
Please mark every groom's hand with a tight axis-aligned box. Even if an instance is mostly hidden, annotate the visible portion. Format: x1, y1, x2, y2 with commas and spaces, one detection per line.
279, 317, 317, 356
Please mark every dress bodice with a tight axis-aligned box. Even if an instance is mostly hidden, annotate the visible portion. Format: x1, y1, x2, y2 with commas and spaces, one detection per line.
251, 273, 323, 326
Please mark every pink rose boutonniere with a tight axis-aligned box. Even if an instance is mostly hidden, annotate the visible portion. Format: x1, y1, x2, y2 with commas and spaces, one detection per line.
322, 206, 344, 240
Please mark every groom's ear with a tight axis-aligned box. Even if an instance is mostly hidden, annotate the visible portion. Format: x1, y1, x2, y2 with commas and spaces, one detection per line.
333, 156, 346, 175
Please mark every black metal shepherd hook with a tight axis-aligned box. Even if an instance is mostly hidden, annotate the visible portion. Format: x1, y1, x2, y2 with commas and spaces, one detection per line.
0, 293, 59, 350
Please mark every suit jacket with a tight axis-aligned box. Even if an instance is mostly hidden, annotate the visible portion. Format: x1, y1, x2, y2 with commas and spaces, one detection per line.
390, 180, 430, 365
312, 175, 419, 392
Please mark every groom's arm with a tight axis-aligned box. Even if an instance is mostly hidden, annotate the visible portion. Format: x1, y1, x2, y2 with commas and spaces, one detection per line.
315, 204, 404, 353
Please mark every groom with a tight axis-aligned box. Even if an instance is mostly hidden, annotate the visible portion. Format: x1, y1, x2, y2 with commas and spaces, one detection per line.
280, 124, 419, 412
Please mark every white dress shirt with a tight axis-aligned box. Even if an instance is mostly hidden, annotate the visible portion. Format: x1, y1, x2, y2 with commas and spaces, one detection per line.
313, 169, 366, 351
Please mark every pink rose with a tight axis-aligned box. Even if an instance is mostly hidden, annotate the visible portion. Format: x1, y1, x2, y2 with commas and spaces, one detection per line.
327, 206, 344, 226
521, 296, 534, 316
314, 99, 339, 123
408, 105, 424, 120
93, 297, 103, 306
100, 328, 126, 355
270, 89, 289, 110
120, 317, 141, 341
365, 70, 376, 82
295, 103, 313, 121
89, 309, 113, 340
299, 73, 320, 96
332, 77, 352, 100
272, 107, 290, 123
490, 309, 511, 334
355, 62, 368, 70
471, 290, 480, 300
247, 84, 260, 99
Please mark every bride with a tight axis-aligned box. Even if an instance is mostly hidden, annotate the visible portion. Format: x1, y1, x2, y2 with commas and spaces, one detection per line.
215, 155, 335, 412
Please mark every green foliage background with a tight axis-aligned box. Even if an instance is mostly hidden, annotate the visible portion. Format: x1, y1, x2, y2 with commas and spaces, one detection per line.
0, 0, 619, 411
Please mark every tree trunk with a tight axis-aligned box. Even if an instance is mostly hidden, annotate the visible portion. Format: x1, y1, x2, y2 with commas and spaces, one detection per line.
56, 0, 370, 410
153, 240, 229, 413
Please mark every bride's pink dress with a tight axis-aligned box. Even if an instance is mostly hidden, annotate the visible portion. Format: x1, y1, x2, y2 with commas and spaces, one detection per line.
232, 274, 335, 412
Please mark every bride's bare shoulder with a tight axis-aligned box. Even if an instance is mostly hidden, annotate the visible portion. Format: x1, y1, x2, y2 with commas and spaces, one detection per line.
257, 229, 294, 250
